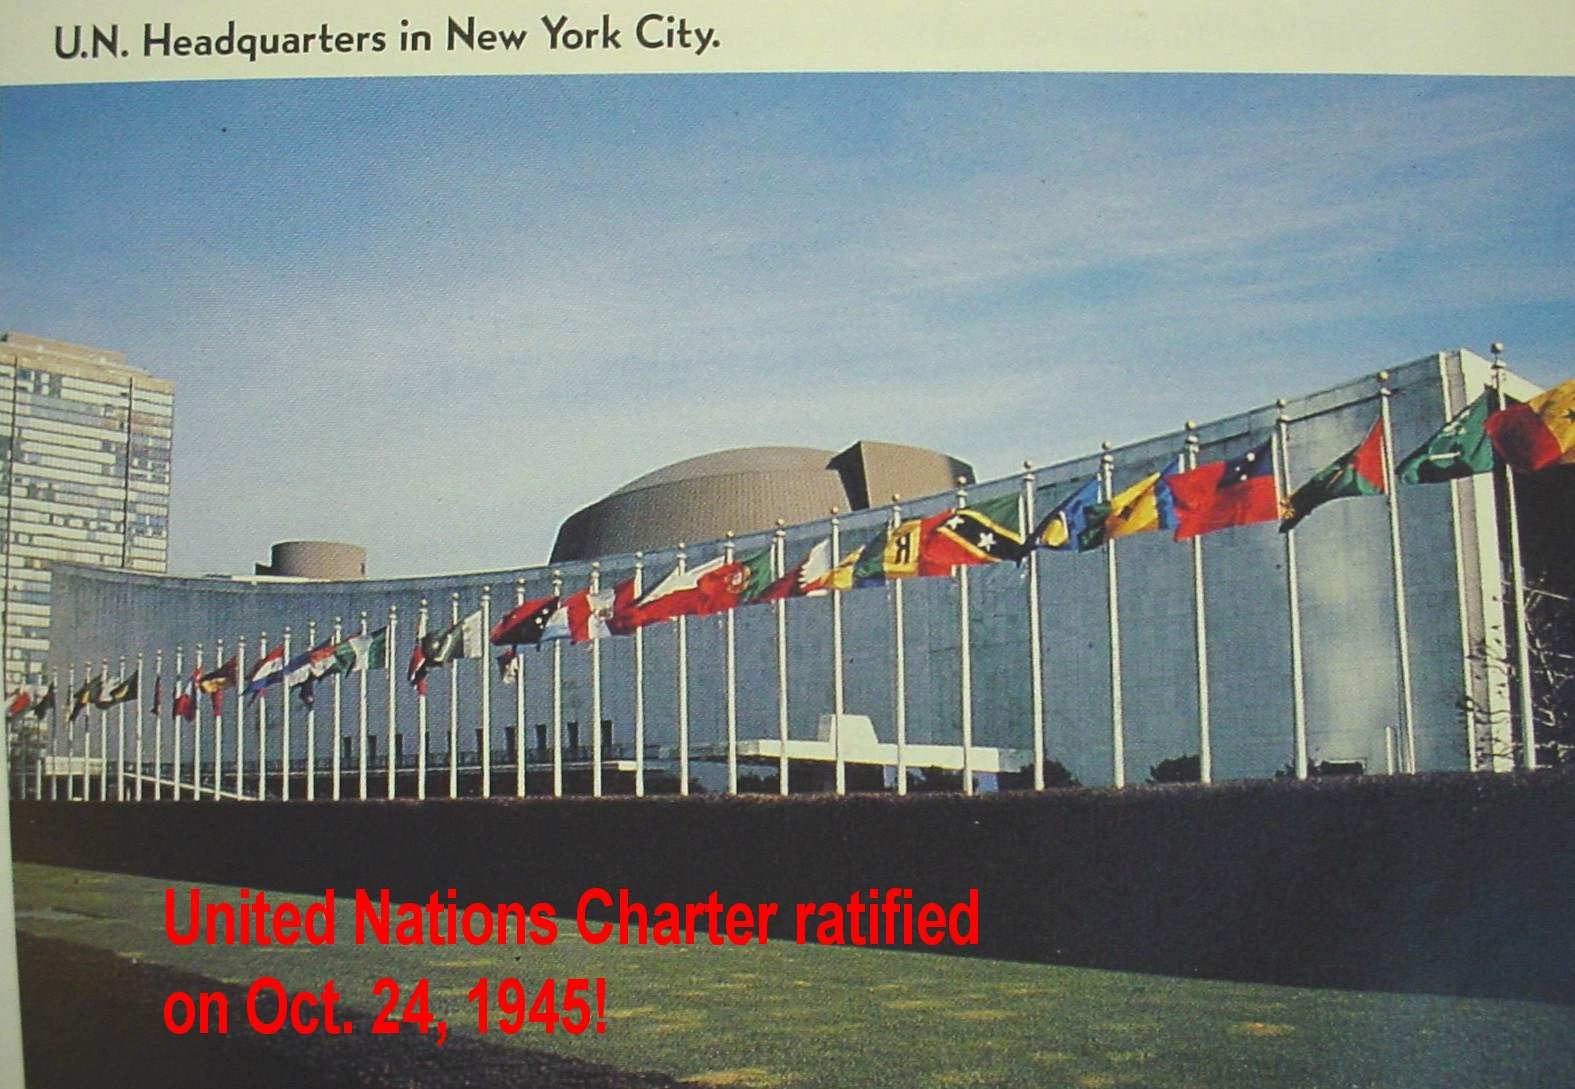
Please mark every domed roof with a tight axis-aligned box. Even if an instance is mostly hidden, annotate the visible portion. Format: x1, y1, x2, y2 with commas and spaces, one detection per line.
611, 446, 837, 496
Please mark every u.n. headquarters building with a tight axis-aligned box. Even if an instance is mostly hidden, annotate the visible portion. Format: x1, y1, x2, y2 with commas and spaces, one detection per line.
5, 331, 1568, 797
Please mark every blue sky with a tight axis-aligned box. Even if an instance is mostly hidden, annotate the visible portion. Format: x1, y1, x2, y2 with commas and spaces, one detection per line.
2, 74, 1571, 576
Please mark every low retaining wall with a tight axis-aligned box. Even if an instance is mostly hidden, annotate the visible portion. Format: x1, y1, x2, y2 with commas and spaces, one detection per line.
12, 767, 1573, 1002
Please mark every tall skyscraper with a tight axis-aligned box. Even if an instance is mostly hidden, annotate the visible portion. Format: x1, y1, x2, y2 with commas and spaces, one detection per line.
1, 332, 174, 692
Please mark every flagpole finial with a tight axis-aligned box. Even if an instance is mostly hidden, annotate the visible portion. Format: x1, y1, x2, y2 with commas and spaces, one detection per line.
591, 561, 600, 571
829, 507, 838, 516
449, 592, 458, 603
891, 493, 901, 503
1022, 459, 1033, 471
1377, 369, 1390, 383
389, 603, 398, 617
1490, 341, 1504, 358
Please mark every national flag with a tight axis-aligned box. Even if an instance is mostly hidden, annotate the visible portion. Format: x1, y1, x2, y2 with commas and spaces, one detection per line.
331, 627, 389, 675
1485, 377, 1575, 473
69, 677, 102, 723
755, 539, 833, 602
724, 548, 780, 607
805, 538, 867, 593
918, 494, 1025, 573
173, 669, 199, 722
1280, 418, 1386, 532
542, 586, 618, 643
491, 595, 559, 646
1167, 440, 1279, 541
31, 685, 55, 720
5, 689, 32, 721
625, 556, 735, 625
497, 647, 521, 684
282, 641, 338, 689
1397, 392, 1496, 484
244, 644, 285, 696
1030, 477, 1106, 552
149, 675, 162, 715
852, 519, 926, 587
95, 671, 140, 709
1103, 458, 1183, 541
407, 641, 430, 695
197, 657, 238, 714
406, 610, 482, 691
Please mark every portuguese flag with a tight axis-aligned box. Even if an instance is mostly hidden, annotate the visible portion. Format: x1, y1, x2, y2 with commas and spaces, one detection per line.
1396, 392, 1496, 484
1281, 417, 1386, 532
1485, 377, 1575, 473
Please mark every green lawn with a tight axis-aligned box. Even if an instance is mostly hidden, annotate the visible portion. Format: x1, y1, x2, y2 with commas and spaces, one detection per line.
13, 863, 1573, 1088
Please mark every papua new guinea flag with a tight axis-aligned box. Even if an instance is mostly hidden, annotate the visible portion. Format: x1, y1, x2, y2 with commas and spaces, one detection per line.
491, 595, 559, 646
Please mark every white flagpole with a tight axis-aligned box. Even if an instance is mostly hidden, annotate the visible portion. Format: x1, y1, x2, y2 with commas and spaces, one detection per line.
632, 557, 646, 798
65, 664, 76, 801
589, 566, 604, 798
280, 627, 292, 801
234, 635, 246, 798
304, 622, 316, 800
211, 641, 224, 801
1276, 404, 1310, 780
170, 650, 181, 802
829, 512, 845, 795
134, 654, 145, 800
481, 587, 493, 798
1184, 425, 1214, 784
355, 610, 368, 800
152, 652, 163, 801
955, 481, 976, 796
1491, 355, 1538, 769
81, 661, 93, 801
1436, 360, 1479, 771
189, 646, 201, 800
386, 604, 398, 798
513, 579, 527, 797
330, 618, 342, 799
447, 594, 459, 799
416, 599, 429, 800
674, 550, 689, 797
772, 524, 789, 796
722, 538, 737, 795
1377, 372, 1419, 773
1022, 466, 1047, 791
116, 654, 127, 800
890, 499, 908, 796
550, 572, 564, 798
50, 671, 60, 800
255, 630, 267, 799
1099, 449, 1125, 789
99, 656, 111, 800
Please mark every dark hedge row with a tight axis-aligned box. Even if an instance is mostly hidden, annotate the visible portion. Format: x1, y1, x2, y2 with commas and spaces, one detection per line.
12, 766, 1574, 1002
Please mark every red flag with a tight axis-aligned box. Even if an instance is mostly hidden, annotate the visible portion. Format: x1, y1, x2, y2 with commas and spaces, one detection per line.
1167, 440, 1279, 541
1485, 377, 1575, 473
173, 668, 199, 722
407, 641, 429, 696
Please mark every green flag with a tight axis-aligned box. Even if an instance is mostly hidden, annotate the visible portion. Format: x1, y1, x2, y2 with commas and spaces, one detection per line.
332, 626, 389, 674
1396, 392, 1496, 484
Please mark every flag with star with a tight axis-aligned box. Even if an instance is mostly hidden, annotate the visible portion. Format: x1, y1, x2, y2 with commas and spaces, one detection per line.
1397, 392, 1497, 484
1281, 418, 1386, 532
1167, 440, 1279, 541
491, 595, 560, 646
1485, 376, 1575, 473
919, 493, 1025, 573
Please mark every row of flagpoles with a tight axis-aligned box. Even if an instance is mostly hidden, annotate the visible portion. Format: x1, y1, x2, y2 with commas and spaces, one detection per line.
11, 361, 1573, 801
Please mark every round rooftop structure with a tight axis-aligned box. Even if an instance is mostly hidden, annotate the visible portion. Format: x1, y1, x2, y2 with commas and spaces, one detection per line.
550, 441, 974, 563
